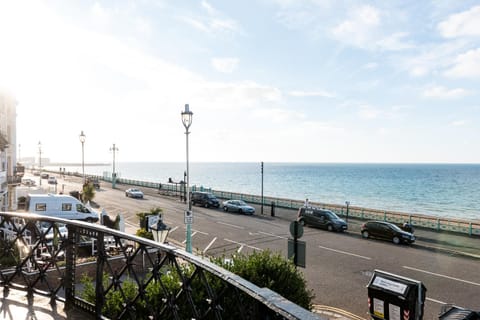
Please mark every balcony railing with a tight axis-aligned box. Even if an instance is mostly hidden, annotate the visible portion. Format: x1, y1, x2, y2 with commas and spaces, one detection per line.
0, 212, 320, 319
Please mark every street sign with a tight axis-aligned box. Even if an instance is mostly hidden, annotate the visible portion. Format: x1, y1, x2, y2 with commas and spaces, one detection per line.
289, 221, 304, 238
288, 239, 306, 268
184, 210, 193, 224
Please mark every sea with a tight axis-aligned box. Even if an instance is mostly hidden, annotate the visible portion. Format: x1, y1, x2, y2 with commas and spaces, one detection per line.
44, 162, 480, 221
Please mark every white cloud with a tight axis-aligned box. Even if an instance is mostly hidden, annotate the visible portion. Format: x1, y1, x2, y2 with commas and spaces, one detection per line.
288, 90, 335, 98
444, 48, 480, 78
450, 120, 467, 127
211, 57, 239, 73
358, 105, 380, 119
438, 5, 480, 38
331, 5, 380, 49
331, 5, 411, 51
363, 62, 378, 69
423, 85, 469, 99
181, 1, 240, 35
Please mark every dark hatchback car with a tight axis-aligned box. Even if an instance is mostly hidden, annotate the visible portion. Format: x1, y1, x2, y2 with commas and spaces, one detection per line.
361, 221, 415, 245
297, 207, 348, 232
191, 191, 220, 208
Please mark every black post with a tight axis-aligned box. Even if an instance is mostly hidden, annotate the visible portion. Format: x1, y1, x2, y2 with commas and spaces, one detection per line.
261, 162, 264, 215
293, 221, 298, 268
95, 232, 105, 316
345, 201, 350, 222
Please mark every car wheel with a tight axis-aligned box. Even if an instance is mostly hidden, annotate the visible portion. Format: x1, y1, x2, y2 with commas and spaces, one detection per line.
223, 206, 228, 212
327, 224, 334, 232
125, 193, 128, 197
238, 209, 243, 214
393, 236, 400, 245
205, 203, 209, 208
362, 231, 369, 238
298, 219, 305, 226
86, 218, 95, 223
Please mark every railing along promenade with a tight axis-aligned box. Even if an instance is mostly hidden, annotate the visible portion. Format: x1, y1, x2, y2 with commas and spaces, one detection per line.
45, 170, 480, 236
0, 212, 319, 319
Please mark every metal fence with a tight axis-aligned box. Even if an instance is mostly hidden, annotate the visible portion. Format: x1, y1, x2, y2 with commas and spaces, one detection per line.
0, 212, 319, 320
44, 170, 480, 237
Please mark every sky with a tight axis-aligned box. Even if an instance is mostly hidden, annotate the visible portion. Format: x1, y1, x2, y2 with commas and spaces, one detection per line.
0, 1, 479, 164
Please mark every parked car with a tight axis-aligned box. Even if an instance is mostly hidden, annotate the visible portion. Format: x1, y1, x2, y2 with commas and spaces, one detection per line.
22, 178, 36, 186
40, 173, 49, 179
297, 207, 348, 232
191, 191, 220, 208
222, 200, 255, 215
47, 176, 57, 184
125, 188, 144, 199
361, 221, 415, 245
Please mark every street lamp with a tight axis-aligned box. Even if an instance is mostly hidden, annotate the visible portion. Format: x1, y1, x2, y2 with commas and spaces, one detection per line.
151, 215, 171, 244
79, 131, 86, 183
38, 141, 42, 186
181, 104, 193, 253
345, 201, 350, 222
110, 143, 119, 188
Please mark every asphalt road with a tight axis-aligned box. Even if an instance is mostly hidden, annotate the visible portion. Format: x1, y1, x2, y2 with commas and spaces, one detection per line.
35, 175, 480, 319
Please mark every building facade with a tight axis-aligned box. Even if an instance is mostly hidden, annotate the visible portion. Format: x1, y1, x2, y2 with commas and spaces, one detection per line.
0, 91, 18, 211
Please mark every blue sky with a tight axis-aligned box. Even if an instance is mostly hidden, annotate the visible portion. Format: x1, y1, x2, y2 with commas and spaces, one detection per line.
1, 1, 479, 163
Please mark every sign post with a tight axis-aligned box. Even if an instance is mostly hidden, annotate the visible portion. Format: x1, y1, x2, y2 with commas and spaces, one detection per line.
288, 221, 306, 268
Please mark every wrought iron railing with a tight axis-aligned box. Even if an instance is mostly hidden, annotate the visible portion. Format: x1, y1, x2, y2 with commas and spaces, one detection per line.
0, 212, 320, 319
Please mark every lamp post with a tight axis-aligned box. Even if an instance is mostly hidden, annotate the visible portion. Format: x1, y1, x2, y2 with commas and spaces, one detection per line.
38, 141, 42, 186
110, 143, 119, 188
79, 131, 86, 184
181, 104, 193, 253
345, 201, 350, 222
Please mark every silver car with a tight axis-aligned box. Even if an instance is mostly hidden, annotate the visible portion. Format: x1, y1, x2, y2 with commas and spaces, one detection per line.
222, 200, 255, 215
125, 188, 144, 199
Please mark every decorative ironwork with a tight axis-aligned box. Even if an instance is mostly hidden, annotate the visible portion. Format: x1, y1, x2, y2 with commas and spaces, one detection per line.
0, 212, 319, 319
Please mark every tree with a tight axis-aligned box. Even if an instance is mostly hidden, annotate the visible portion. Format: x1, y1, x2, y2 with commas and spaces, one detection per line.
81, 181, 96, 204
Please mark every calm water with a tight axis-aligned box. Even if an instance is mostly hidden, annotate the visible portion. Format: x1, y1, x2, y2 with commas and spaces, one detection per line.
46, 162, 480, 220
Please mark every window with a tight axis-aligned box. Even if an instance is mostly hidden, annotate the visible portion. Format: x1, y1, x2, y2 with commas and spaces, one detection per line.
62, 203, 72, 211
76, 204, 91, 213
35, 203, 47, 211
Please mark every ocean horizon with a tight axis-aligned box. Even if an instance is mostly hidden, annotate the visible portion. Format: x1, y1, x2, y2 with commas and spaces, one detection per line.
43, 162, 480, 221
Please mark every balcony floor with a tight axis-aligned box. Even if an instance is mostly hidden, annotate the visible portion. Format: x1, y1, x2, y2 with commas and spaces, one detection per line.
0, 288, 93, 320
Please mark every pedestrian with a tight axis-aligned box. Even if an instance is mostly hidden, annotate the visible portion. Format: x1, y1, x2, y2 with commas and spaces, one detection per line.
304, 198, 309, 207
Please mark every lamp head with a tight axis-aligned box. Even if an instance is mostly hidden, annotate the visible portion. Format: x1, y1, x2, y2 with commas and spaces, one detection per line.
181, 104, 193, 129
79, 131, 86, 143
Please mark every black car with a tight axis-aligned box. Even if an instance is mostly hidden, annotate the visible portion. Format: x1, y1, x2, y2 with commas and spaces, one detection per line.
361, 221, 415, 245
297, 207, 348, 232
191, 192, 220, 208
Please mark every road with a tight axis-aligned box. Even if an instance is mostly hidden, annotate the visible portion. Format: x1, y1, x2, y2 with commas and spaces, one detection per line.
39, 176, 480, 319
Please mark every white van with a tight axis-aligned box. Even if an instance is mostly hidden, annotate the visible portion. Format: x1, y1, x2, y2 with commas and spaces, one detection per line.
25, 194, 99, 222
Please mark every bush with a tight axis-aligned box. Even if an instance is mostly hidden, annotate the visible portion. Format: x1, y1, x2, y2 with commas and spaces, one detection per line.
212, 250, 315, 310
136, 228, 153, 240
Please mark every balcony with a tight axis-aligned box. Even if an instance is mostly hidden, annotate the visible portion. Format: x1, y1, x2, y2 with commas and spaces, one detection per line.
0, 212, 320, 319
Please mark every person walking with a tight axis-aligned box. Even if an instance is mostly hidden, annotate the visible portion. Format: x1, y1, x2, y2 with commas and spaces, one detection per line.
304, 198, 309, 207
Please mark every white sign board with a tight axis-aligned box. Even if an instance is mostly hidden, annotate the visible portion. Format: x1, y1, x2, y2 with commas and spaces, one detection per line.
184, 210, 193, 224
373, 298, 385, 319
373, 276, 408, 295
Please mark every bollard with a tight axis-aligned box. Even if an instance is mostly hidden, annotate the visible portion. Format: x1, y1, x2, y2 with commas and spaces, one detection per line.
271, 201, 275, 217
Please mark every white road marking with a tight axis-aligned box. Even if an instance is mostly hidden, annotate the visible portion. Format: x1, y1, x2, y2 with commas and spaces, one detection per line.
182, 232, 197, 244
169, 226, 179, 233
403, 266, 480, 287
426, 297, 447, 305
204, 237, 217, 253
217, 221, 244, 230
191, 229, 209, 235
259, 231, 288, 240
224, 238, 263, 251
237, 245, 244, 253
318, 245, 371, 260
